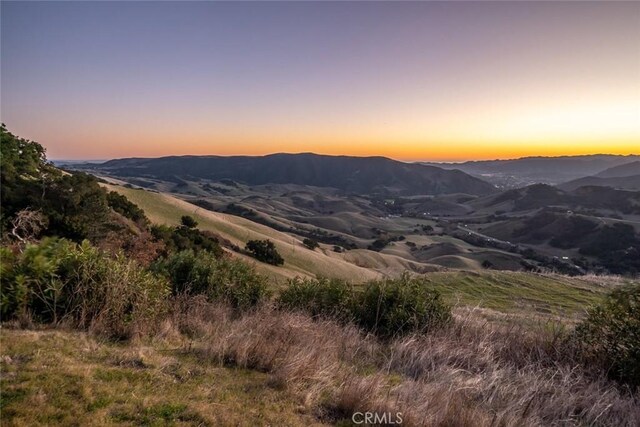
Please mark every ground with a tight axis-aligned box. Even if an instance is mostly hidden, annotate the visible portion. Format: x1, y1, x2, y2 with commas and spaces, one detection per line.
1, 329, 323, 427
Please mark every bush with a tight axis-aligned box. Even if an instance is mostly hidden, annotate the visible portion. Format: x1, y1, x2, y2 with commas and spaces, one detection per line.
277, 277, 352, 320
107, 191, 149, 225
303, 238, 319, 250
575, 284, 640, 388
180, 215, 198, 229
0, 238, 169, 338
245, 239, 284, 266
154, 250, 270, 310
277, 274, 451, 338
151, 224, 223, 257
353, 275, 451, 338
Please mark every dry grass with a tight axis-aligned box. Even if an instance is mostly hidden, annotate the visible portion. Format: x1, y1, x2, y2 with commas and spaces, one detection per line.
161, 299, 639, 426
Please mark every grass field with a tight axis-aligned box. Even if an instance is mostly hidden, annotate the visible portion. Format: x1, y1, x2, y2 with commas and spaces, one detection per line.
419, 271, 615, 322
0, 329, 322, 426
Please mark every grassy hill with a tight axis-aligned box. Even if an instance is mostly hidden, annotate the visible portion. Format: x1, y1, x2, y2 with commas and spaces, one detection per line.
107, 184, 453, 283
107, 184, 617, 322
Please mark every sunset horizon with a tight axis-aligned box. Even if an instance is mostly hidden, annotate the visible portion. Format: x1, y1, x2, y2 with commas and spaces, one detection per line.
2, 1, 638, 162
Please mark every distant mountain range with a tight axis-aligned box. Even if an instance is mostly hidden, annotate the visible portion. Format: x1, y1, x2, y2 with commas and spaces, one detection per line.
72, 153, 497, 196
423, 154, 640, 188
559, 160, 640, 191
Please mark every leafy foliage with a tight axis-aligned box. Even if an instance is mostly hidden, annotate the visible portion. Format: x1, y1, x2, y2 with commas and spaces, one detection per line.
1, 125, 148, 244
106, 191, 149, 225
245, 239, 284, 266
575, 284, 640, 388
302, 238, 319, 250
151, 224, 222, 257
0, 238, 169, 338
153, 250, 269, 310
353, 275, 452, 338
277, 274, 451, 338
277, 277, 352, 320
180, 215, 198, 229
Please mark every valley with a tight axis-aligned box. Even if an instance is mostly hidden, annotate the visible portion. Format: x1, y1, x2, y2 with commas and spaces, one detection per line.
76, 152, 640, 278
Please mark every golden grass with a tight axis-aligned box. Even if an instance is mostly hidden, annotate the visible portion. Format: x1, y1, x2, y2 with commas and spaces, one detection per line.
164, 299, 639, 426
3, 297, 639, 426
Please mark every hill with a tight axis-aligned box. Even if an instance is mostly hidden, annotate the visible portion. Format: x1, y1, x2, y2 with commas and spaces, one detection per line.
472, 183, 640, 215
425, 154, 640, 188
73, 153, 497, 196
595, 160, 640, 178
558, 175, 640, 191
106, 184, 445, 282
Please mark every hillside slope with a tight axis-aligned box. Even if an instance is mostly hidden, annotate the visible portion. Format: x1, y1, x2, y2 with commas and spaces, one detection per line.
81, 153, 497, 196
107, 185, 443, 282
595, 160, 640, 178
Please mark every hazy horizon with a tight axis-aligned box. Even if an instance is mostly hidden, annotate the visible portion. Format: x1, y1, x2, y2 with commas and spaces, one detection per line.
2, 1, 639, 161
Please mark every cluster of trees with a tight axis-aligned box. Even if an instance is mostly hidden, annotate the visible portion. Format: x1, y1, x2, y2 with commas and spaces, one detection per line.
245, 239, 284, 266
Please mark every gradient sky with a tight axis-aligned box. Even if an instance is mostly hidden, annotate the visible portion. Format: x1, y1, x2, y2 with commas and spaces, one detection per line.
2, 1, 639, 162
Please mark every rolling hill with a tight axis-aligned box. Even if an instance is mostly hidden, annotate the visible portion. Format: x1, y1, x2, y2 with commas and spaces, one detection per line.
425, 154, 640, 188
75, 153, 497, 196
594, 160, 640, 178
558, 174, 640, 191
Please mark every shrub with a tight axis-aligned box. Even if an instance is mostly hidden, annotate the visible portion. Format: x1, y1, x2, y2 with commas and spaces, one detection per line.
151, 224, 223, 257
575, 284, 640, 388
353, 274, 451, 338
154, 250, 270, 310
278, 277, 352, 320
107, 191, 149, 225
0, 238, 169, 338
245, 239, 284, 266
180, 215, 198, 229
303, 238, 319, 250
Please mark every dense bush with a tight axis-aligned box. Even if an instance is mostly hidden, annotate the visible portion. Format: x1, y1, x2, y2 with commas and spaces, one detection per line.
575, 284, 640, 388
277, 274, 451, 338
245, 239, 284, 266
153, 250, 270, 310
302, 238, 319, 250
106, 191, 149, 225
180, 215, 198, 229
277, 277, 353, 320
151, 224, 223, 257
0, 238, 169, 338
354, 275, 451, 338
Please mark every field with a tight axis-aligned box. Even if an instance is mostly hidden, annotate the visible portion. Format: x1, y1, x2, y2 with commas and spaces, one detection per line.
0, 329, 320, 427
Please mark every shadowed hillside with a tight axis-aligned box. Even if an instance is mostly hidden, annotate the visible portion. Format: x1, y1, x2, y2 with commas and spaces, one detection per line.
73, 153, 497, 196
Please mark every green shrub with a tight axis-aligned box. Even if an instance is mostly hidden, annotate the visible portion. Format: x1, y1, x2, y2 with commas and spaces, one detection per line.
154, 250, 269, 310
180, 215, 198, 229
151, 224, 223, 257
277, 274, 451, 338
107, 191, 149, 225
277, 277, 352, 320
353, 274, 451, 338
245, 239, 284, 266
0, 238, 169, 338
575, 284, 640, 388
302, 238, 319, 250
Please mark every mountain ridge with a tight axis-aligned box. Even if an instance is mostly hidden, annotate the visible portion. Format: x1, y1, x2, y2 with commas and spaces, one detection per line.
73, 152, 498, 196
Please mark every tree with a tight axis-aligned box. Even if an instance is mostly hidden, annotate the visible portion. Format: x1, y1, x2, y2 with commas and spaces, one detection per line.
245, 239, 284, 266
181, 215, 198, 229
303, 238, 319, 250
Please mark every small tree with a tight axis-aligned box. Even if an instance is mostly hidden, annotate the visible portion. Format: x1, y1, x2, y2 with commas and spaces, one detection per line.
303, 238, 319, 250
245, 239, 284, 266
181, 215, 198, 229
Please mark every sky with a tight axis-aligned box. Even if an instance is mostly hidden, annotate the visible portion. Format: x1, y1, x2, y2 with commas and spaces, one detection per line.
1, 1, 639, 162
